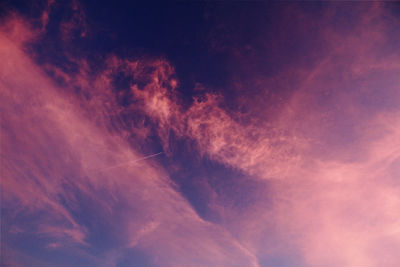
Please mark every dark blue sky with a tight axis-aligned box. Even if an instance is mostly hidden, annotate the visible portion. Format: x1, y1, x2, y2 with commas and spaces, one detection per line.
2, 1, 400, 266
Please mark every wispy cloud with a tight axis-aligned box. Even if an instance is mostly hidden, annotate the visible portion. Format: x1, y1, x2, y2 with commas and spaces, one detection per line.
0, 11, 258, 267
1, 2, 400, 267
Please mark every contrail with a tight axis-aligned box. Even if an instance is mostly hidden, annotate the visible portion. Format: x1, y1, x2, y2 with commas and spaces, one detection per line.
88, 152, 163, 172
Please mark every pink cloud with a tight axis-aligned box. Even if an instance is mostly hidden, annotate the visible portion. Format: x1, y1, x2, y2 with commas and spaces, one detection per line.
0, 13, 259, 267
119, 3, 400, 266
2, 2, 400, 267
177, 4, 400, 267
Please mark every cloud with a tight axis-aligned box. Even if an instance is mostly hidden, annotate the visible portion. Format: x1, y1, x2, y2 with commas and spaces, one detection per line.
121, 2, 400, 266
0, 13, 258, 267
2, 2, 400, 267
172, 3, 400, 267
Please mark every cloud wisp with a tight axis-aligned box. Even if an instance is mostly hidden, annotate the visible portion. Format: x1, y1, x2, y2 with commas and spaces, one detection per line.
1, 2, 400, 267
0, 13, 258, 267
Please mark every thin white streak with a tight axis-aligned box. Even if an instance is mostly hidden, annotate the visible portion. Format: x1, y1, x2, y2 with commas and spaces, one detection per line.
87, 152, 163, 172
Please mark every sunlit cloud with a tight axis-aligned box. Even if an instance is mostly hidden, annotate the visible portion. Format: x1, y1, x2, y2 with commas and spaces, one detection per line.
1, 1, 400, 267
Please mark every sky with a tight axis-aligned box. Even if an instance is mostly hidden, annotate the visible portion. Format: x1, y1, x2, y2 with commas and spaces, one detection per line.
1, 1, 400, 267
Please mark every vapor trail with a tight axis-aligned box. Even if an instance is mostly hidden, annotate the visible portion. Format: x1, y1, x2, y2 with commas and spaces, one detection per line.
88, 152, 163, 172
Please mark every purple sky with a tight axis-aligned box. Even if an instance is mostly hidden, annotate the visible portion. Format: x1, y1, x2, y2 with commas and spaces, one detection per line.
1, 1, 400, 267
